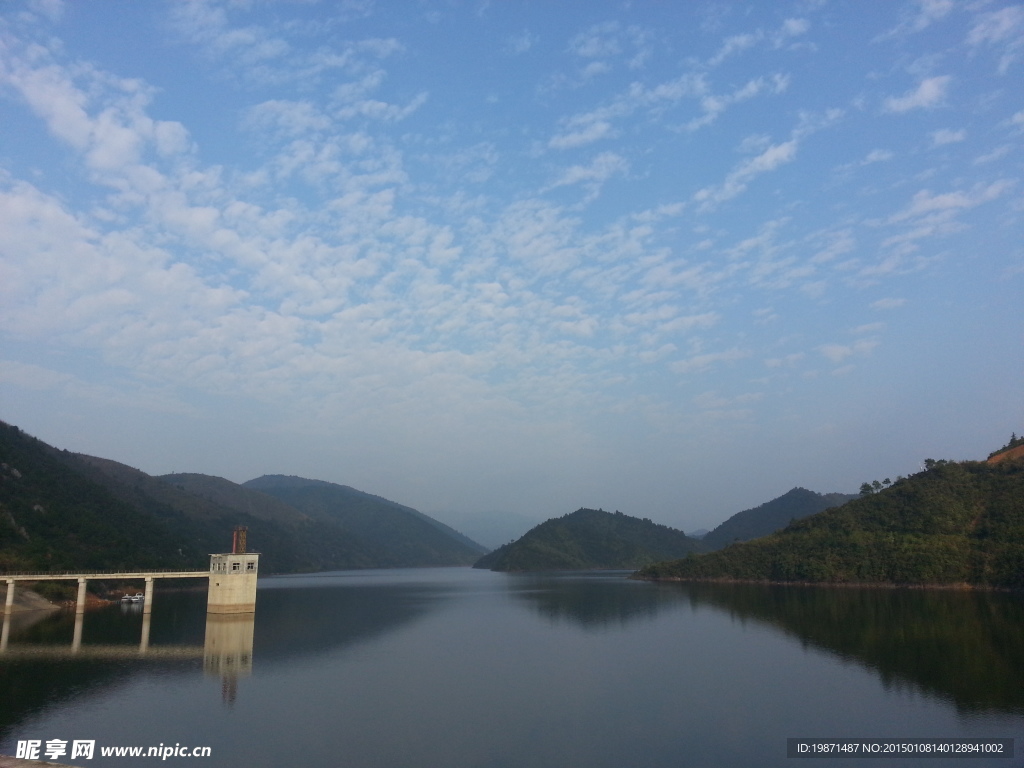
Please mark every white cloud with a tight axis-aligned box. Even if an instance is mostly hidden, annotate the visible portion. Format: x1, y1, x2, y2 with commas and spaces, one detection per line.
967, 6, 1024, 46
0, 359, 195, 415
780, 18, 811, 39
671, 348, 749, 374
2, 1, 1022, 524
888, 180, 1014, 223
686, 74, 789, 131
878, 0, 955, 38
930, 128, 966, 146
708, 32, 761, 67
569, 22, 622, 59
863, 149, 894, 164
871, 297, 905, 310
707, 17, 809, 67
547, 67, 787, 152
694, 139, 798, 210
764, 352, 804, 368
974, 145, 1011, 164
548, 152, 629, 202
693, 390, 762, 411
819, 339, 877, 363
549, 118, 616, 149
506, 31, 538, 55
883, 75, 950, 113
28, 0, 64, 22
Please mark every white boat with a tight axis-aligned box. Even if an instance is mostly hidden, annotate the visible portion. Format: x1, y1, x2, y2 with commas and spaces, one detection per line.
121, 593, 144, 603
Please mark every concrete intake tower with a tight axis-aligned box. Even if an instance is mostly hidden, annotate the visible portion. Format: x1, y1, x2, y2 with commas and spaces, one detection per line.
207, 526, 259, 614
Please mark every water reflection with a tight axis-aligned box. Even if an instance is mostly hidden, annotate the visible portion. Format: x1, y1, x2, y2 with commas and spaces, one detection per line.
252, 573, 448, 664
506, 571, 691, 629
204, 614, 255, 705
681, 582, 1024, 714
0, 596, 257, 734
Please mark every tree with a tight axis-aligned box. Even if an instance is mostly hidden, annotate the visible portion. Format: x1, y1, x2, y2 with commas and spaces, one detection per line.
860, 482, 874, 496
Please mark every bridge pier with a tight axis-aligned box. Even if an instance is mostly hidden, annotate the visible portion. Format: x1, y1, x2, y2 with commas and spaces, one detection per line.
3, 580, 13, 614
143, 577, 155, 614
140, 612, 151, 653
72, 610, 84, 652
75, 578, 87, 614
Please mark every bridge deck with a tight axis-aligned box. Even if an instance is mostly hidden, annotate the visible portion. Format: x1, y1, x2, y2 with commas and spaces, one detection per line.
2, 571, 209, 581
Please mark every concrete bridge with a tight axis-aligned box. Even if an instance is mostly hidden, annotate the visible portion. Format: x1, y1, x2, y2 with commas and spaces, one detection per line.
2, 551, 260, 616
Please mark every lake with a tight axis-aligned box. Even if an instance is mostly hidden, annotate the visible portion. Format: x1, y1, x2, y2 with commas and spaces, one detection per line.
1, 568, 1022, 767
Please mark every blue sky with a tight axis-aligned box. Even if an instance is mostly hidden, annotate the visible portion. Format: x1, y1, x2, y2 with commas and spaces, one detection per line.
1, 0, 1022, 546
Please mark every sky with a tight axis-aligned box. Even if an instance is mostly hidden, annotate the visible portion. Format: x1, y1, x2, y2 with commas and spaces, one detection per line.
1, 0, 1022, 547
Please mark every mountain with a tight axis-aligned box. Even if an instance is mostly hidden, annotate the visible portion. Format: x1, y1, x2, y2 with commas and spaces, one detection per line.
636, 455, 1024, 588
53, 453, 389, 573
701, 487, 857, 551
0, 421, 203, 572
243, 475, 486, 566
0, 421, 483, 574
473, 508, 705, 572
159, 472, 313, 526
426, 509, 542, 552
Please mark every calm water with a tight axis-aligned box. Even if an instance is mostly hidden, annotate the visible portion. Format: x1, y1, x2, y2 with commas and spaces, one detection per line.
1, 568, 1022, 767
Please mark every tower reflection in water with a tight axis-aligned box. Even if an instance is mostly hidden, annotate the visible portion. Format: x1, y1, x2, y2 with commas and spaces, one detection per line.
203, 613, 255, 704
0, 607, 255, 705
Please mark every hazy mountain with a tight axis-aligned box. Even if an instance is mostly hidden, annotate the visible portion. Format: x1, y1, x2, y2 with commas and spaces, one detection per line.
244, 475, 486, 566
701, 487, 857, 551
0, 421, 479, 574
159, 472, 312, 526
0, 421, 203, 572
473, 508, 705, 572
66, 455, 391, 573
637, 453, 1024, 588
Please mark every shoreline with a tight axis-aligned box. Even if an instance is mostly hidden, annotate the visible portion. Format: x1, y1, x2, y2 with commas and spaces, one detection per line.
629, 575, 1021, 592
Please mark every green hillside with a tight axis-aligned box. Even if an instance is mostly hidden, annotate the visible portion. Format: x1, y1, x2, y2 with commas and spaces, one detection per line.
636, 457, 1024, 588
244, 475, 486, 566
474, 508, 704, 571
69, 458, 393, 572
701, 487, 856, 550
684, 582, 1024, 713
0, 422, 482, 574
0, 422, 202, 572
157, 472, 312, 526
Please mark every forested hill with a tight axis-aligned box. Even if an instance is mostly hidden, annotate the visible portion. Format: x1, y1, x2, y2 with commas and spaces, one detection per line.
636, 456, 1024, 588
0, 421, 203, 572
244, 475, 486, 566
0, 421, 485, 573
701, 487, 857, 551
474, 508, 704, 572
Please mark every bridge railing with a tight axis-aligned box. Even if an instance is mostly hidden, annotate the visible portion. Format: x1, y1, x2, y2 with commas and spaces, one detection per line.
1, 570, 210, 579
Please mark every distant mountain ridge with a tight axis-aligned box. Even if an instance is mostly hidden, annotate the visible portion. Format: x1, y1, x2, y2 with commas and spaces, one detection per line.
0, 422, 202, 572
701, 487, 857, 551
159, 472, 313, 525
244, 474, 486, 566
64, 455, 402, 572
474, 508, 704, 571
637, 453, 1024, 588
0, 421, 484, 574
